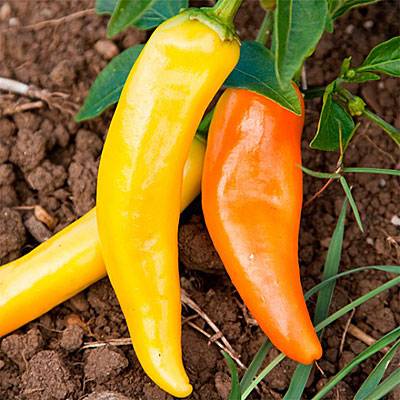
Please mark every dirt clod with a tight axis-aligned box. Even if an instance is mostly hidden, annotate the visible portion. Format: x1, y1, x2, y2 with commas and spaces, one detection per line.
21, 350, 75, 400
95, 39, 119, 60
84, 346, 129, 383
83, 391, 131, 400
0, 207, 25, 263
1, 328, 43, 370
179, 215, 224, 273
60, 325, 84, 352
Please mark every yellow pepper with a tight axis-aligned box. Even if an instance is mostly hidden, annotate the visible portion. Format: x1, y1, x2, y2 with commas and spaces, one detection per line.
96, 8, 240, 398
0, 136, 205, 338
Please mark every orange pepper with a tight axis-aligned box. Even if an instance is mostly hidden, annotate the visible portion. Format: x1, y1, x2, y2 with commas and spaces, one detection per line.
202, 87, 322, 364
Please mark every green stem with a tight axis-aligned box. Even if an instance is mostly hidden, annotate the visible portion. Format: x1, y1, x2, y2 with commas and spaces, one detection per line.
212, 0, 243, 25
362, 108, 400, 146
256, 10, 273, 45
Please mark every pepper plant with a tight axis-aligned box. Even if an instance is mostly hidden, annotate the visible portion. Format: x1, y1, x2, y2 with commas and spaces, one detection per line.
76, 0, 400, 398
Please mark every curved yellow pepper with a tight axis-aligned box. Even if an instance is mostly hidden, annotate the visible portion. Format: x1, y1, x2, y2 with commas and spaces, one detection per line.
96, 13, 239, 398
0, 136, 205, 337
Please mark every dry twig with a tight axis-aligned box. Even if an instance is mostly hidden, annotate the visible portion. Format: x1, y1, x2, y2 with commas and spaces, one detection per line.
347, 324, 390, 353
2, 8, 95, 32
0, 76, 77, 115
339, 309, 356, 355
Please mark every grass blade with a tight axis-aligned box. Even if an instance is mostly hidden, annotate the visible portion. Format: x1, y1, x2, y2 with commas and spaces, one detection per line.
314, 276, 400, 332
354, 339, 400, 400
283, 201, 347, 400
363, 368, 400, 400
312, 327, 400, 400
240, 340, 272, 392
301, 166, 341, 179
343, 167, 400, 176
304, 265, 400, 300
340, 176, 364, 232
223, 352, 241, 400
242, 353, 286, 399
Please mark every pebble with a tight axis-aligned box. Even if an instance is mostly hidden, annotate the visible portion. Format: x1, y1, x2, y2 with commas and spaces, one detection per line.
94, 40, 119, 60
0, 359, 4, 370
390, 215, 400, 227
8, 17, 19, 26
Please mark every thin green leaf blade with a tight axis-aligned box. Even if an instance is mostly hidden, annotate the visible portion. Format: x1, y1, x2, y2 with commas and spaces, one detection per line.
274, 0, 328, 85
312, 327, 400, 400
363, 368, 400, 400
76, 45, 143, 122
343, 167, 400, 176
95, 0, 117, 14
340, 177, 364, 232
301, 166, 341, 179
107, 0, 154, 37
310, 87, 355, 151
283, 201, 347, 400
224, 41, 302, 115
315, 276, 400, 332
357, 36, 400, 77
222, 352, 241, 400
240, 341, 272, 392
354, 339, 400, 400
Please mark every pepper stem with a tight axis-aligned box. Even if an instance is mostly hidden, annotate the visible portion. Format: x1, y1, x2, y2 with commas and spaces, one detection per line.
256, 10, 273, 45
212, 0, 243, 25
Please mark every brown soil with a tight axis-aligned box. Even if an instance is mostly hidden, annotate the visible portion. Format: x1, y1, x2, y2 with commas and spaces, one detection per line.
0, 1, 399, 399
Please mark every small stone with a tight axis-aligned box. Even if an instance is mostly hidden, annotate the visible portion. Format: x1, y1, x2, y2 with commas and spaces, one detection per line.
0, 359, 5, 370
94, 39, 119, 60
378, 178, 386, 187
60, 325, 84, 352
8, 16, 19, 26
345, 24, 354, 34
24, 215, 52, 243
390, 215, 400, 227
366, 237, 374, 245
363, 20, 374, 29
0, 3, 11, 21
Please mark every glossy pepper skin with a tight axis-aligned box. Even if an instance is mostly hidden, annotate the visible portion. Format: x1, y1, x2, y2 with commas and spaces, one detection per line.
96, 14, 239, 397
0, 137, 205, 338
202, 88, 322, 365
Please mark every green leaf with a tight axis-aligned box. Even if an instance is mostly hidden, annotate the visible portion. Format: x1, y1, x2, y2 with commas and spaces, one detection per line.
222, 352, 241, 400
310, 85, 355, 151
224, 41, 301, 115
96, 0, 117, 14
354, 339, 400, 400
344, 71, 380, 83
135, 0, 187, 30
357, 36, 400, 77
240, 341, 272, 392
343, 167, 400, 176
340, 177, 364, 232
75, 45, 143, 122
107, 0, 153, 37
330, 0, 381, 20
284, 201, 347, 400
312, 327, 400, 400
96, 0, 187, 30
273, 0, 328, 86
363, 368, 400, 400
